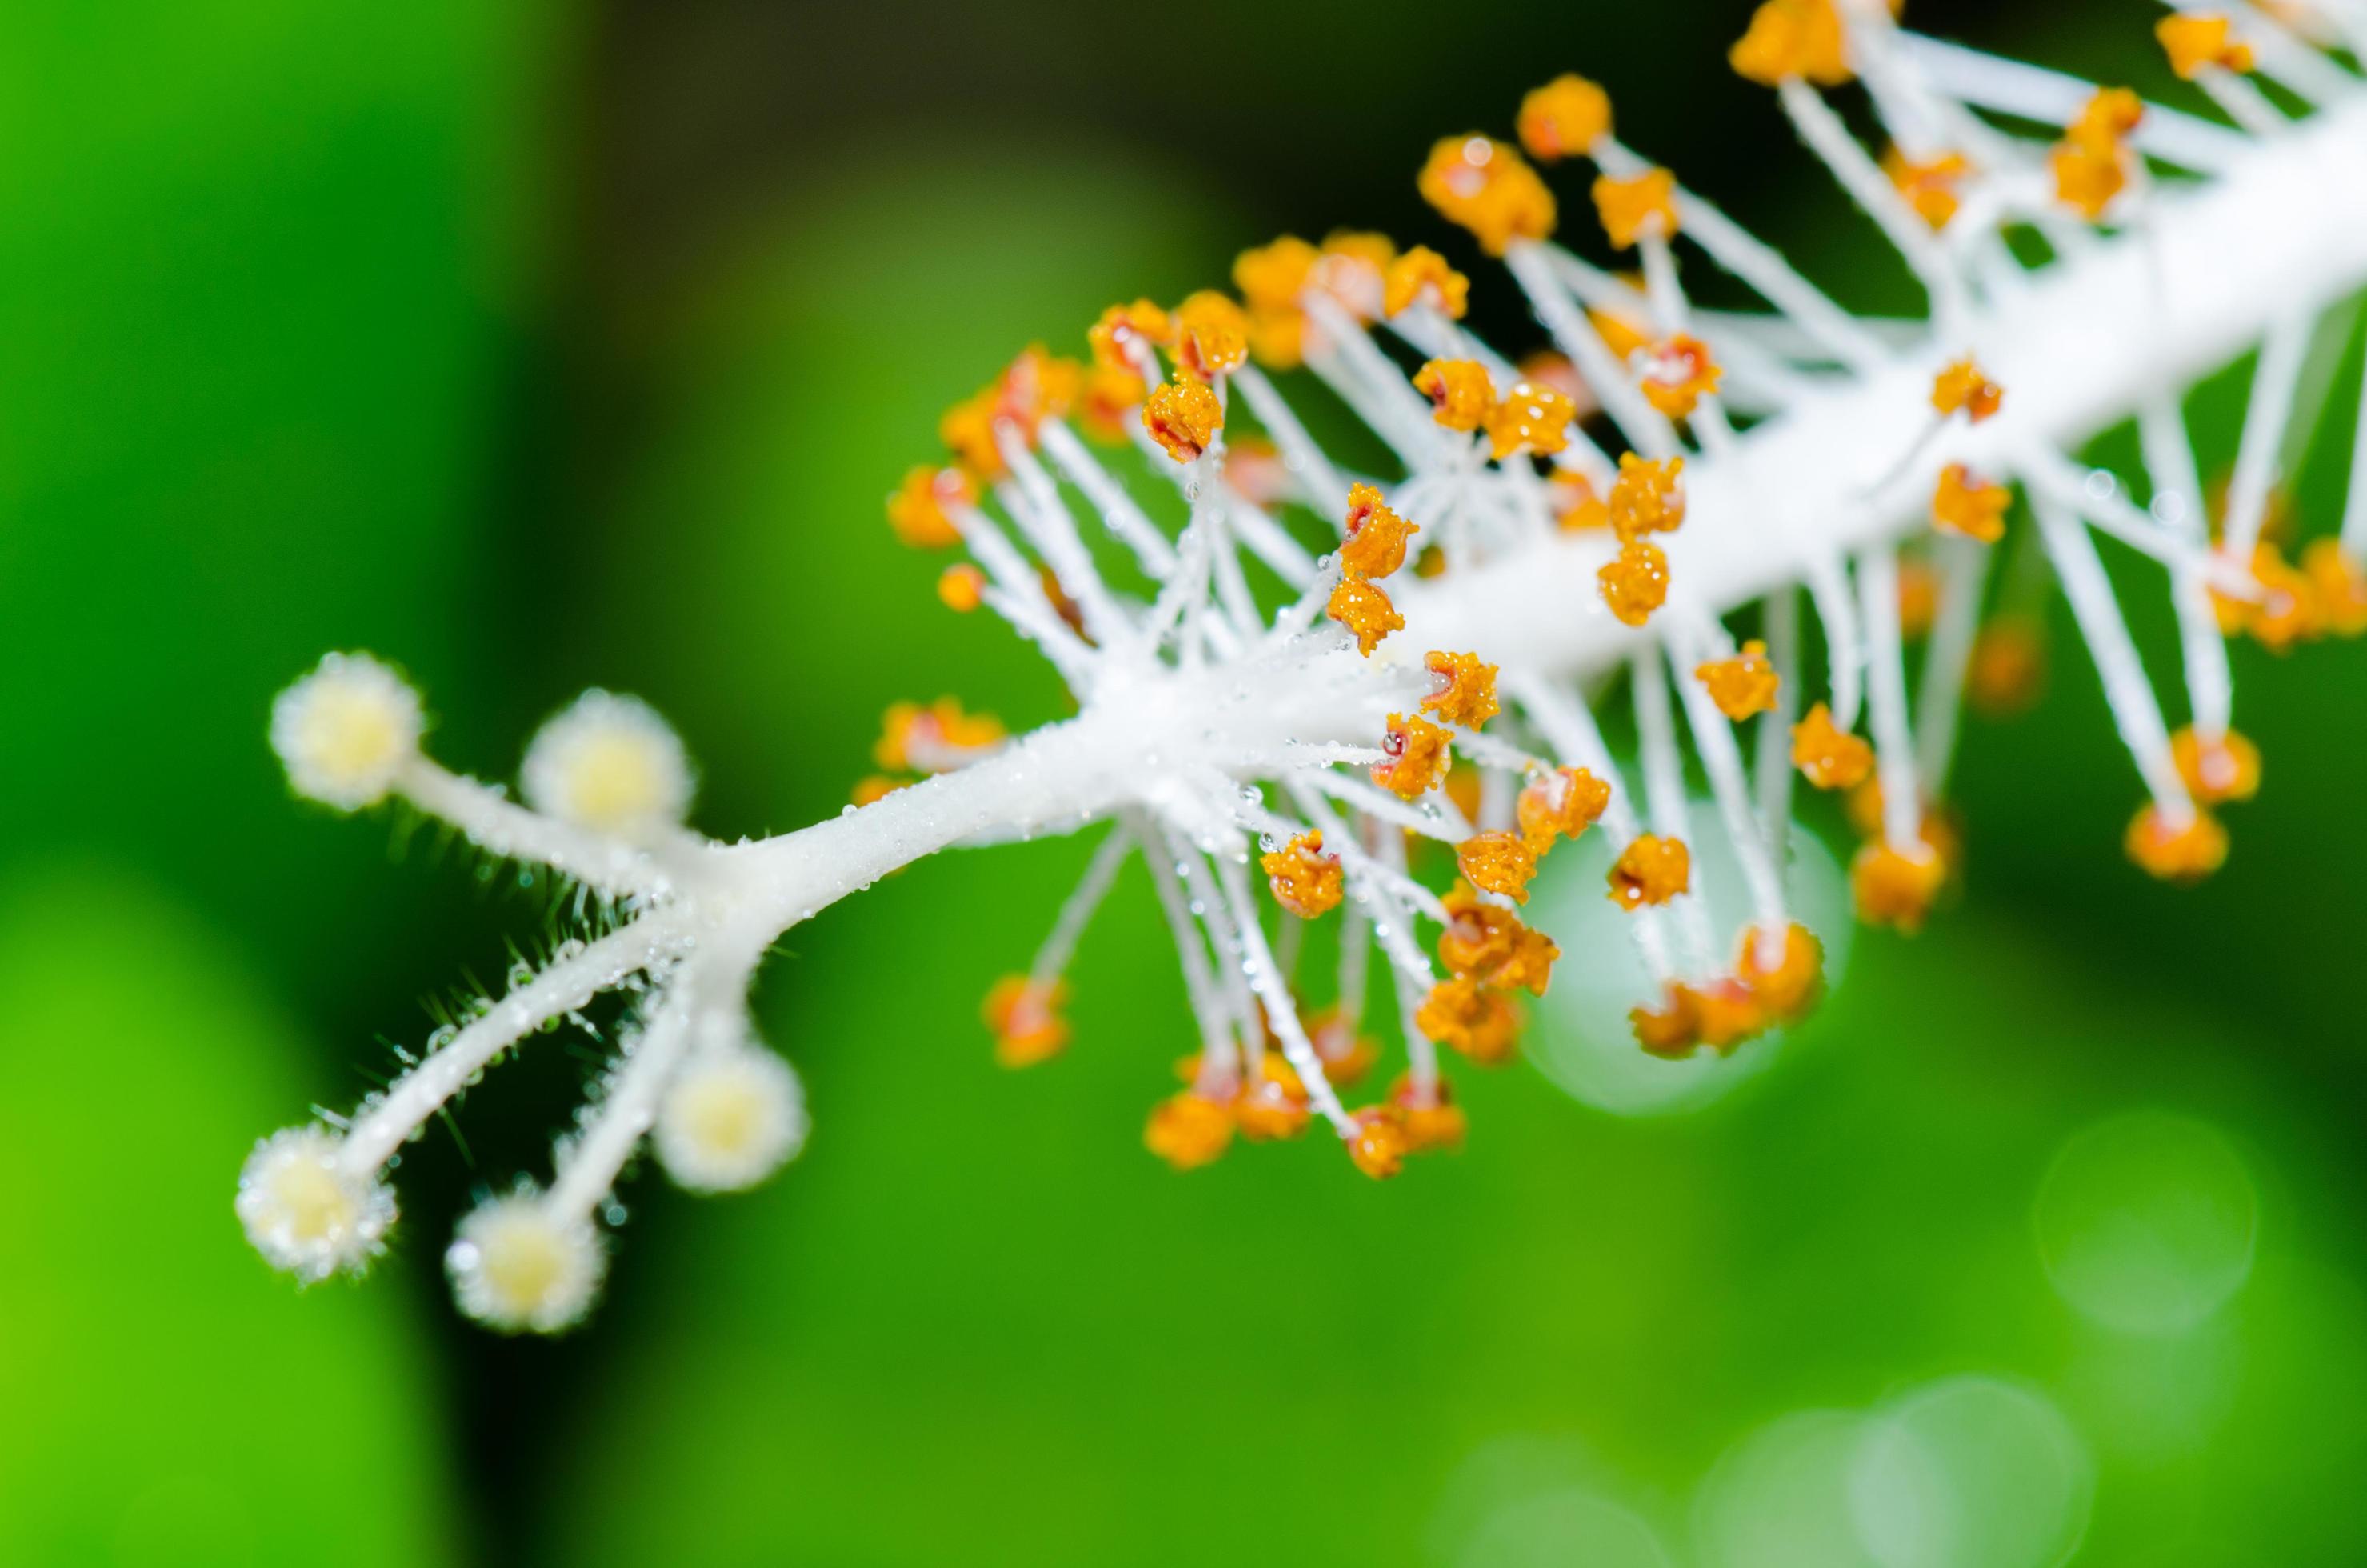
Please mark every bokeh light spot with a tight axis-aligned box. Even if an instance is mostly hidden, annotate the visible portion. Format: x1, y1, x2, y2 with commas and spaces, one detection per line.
1847, 1376, 2093, 1568
2035, 1110, 2258, 1335
1694, 1410, 1881, 1568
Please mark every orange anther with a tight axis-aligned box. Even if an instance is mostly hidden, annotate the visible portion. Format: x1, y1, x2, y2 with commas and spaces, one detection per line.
1609, 834, 1690, 910
2213, 542, 2321, 652
2125, 802, 2229, 883
1933, 464, 2011, 543
1421, 650, 1501, 728
1692, 977, 1770, 1054
1884, 148, 1973, 230
1457, 831, 1540, 906
1897, 558, 1941, 639
1631, 983, 1702, 1058
2303, 539, 2367, 638
1553, 473, 1613, 533
2158, 13, 2256, 79
2052, 89, 2143, 221
1418, 134, 1557, 256
2169, 726, 2261, 806
1171, 290, 1250, 379
1233, 1056, 1313, 1142
1383, 246, 1471, 320
1143, 373, 1223, 463
1087, 299, 1174, 372
1347, 1108, 1410, 1179
877, 697, 1007, 772
1696, 638, 1781, 720
1233, 236, 1319, 316
937, 564, 986, 613
1438, 884, 1561, 994
1414, 358, 1496, 432
887, 465, 972, 549
1932, 359, 2004, 423
1599, 539, 1671, 627
1517, 74, 1613, 162
1791, 703, 1873, 790
1078, 364, 1148, 442
1372, 712, 1453, 798
1517, 766, 1613, 853
1850, 836, 1949, 931
1416, 974, 1521, 1065
1731, 0, 1854, 87
850, 774, 906, 808
1262, 830, 1345, 918
1638, 335, 1724, 419
1306, 1006, 1380, 1088
983, 976, 1070, 1069
1592, 168, 1680, 250
1968, 616, 2047, 715
1609, 453, 1687, 539
1146, 1090, 1235, 1170
1388, 1074, 1469, 1153
1327, 576, 1405, 657
1485, 380, 1578, 459
1341, 482, 1419, 580
1736, 922, 1825, 1022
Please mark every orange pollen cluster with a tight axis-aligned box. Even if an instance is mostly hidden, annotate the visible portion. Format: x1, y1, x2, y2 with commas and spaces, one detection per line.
939, 345, 1084, 481
1517, 74, 1613, 162
1884, 148, 1973, 230
1485, 379, 1578, 460
1638, 335, 1725, 418
1144, 1090, 1237, 1170
1422, 650, 1501, 727
875, 696, 1007, 773
1346, 1108, 1411, 1179
936, 564, 985, 613
1850, 828, 1949, 930
1932, 359, 2004, 423
2170, 725, 2261, 806
1384, 246, 1471, 320
1385, 1074, 1469, 1154
1632, 919, 1829, 1059
1517, 766, 1612, 854
982, 976, 1070, 1070
2125, 803, 2229, 883
1897, 559, 1941, 640
886, 465, 974, 550
1696, 639, 1781, 720
1791, 702, 1873, 790
1417, 134, 1557, 256
1088, 299, 1174, 373
1438, 884, 1561, 994
2157, 13, 2256, 79
1608, 834, 1691, 910
1416, 974, 1522, 1066
2213, 541, 2367, 653
1373, 713, 1453, 800
1170, 290, 1249, 380
1414, 358, 1495, 432
1457, 831, 1540, 905
1329, 483, 1418, 656
1592, 168, 1680, 250
1933, 464, 2011, 544
1968, 615, 2048, 715
1599, 539, 1672, 629
1610, 453, 1687, 539
1262, 830, 1345, 919
1730, 0, 1859, 87
2052, 87, 2144, 221
1143, 373, 1223, 464
1554, 473, 1613, 533
2305, 540, 2367, 636
1326, 578, 1405, 656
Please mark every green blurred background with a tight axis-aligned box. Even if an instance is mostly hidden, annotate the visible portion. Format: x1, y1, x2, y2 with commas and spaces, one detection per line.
7, 1, 2367, 1562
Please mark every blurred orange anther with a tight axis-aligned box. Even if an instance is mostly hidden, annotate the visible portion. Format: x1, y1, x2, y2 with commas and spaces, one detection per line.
1327, 577, 1405, 656
1384, 246, 1472, 320
1554, 473, 1613, 533
1146, 1090, 1235, 1170
1609, 834, 1690, 910
1233, 236, 1319, 317
1737, 922, 1825, 1021
1850, 836, 1949, 931
850, 774, 906, 808
1692, 977, 1769, 1054
1306, 1006, 1380, 1088
1389, 1074, 1469, 1153
1421, 650, 1501, 728
937, 563, 986, 613
983, 976, 1070, 1069
1639, 335, 1724, 419
1631, 983, 1703, 1058
1438, 883, 1560, 994
887, 465, 973, 549
2125, 802, 2229, 883
2052, 89, 2143, 220
1087, 299, 1174, 372
1592, 167, 1680, 250
1696, 638, 1781, 720
1263, 830, 1345, 918
1792, 703, 1874, 790
1341, 482, 1419, 581
1416, 974, 1522, 1064
2303, 540, 2367, 637
1414, 358, 1496, 432
1517, 766, 1612, 854
1078, 364, 1148, 442
1968, 615, 2047, 714
1932, 359, 2004, 423
1933, 463, 2010, 543
1517, 74, 1613, 162
1884, 148, 1973, 230
877, 697, 1007, 773
2170, 726, 2261, 806
1347, 1108, 1410, 1179
2158, 13, 2255, 80
1418, 134, 1557, 255
1730, 0, 1855, 87
1897, 559, 1941, 639
2214, 542, 2325, 652
1373, 712, 1453, 799
1171, 290, 1250, 380
1233, 1057, 1313, 1142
